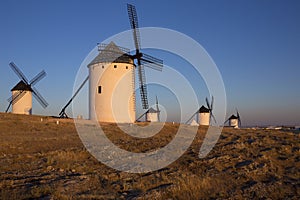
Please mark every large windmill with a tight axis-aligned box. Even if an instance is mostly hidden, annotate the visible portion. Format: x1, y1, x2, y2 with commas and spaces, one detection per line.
88, 4, 163, 123
224, 109, 241, 128
6, 62, 48, 115
186, 96, 216, 126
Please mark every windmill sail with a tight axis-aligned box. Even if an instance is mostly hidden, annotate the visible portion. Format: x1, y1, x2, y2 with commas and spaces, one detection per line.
29, 70, 46, 86
127, 4, 141, 52
6, 90, 26, 112
9, 62, 29, 84
236, 109, 242, 127
127, 4, 163, 110
32, 86, 48, 108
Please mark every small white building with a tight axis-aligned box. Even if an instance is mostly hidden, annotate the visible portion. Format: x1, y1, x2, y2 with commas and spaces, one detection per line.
88, 42, 136, 123
198, 105, 210, 126
11, 80, 32, 115
145, 107, 159, 122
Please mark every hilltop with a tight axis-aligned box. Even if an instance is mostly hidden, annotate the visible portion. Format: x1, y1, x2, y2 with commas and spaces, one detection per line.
0, 112, 299, 199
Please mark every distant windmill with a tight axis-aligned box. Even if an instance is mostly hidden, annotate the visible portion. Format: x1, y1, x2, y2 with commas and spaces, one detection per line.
88, 4, 163, 123
186, 96, 216, 125
136, 96, 161, 122
224, 109, 241, 128
6, 62, 48, 115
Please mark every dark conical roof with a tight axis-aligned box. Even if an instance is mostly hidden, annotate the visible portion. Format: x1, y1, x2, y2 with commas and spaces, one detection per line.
11, 80, 32, 92
147, 107, 158, 113
229, 115, 238, 120
88, 42, 133, 67
199, 105, 210, 113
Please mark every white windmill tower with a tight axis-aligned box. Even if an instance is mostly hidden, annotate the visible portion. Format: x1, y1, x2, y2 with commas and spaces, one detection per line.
224, 109, 241, 128
198, 105, 210, 125
6, 62, 48, 115
145, 108, 159, 122
10, 81, 33, 115
146, 96, 161, 122
88, 42, 136, 122
88, 4, 163, 123
186, 96, 216, 126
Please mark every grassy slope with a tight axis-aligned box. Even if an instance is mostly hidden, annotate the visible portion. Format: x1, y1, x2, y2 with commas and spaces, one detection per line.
0, 113, 299, 199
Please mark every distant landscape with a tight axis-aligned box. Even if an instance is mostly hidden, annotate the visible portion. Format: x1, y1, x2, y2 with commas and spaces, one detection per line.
0, 112, 299, 199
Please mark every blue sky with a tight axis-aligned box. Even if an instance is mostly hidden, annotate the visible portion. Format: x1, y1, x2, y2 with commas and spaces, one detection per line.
0, 0, 299, 126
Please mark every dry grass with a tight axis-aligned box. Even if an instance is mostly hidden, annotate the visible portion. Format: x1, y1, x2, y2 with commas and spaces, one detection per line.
0, 112, 299, 199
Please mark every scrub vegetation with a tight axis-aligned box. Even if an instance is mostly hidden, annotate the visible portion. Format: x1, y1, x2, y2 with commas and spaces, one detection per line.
0, 113, 299, 199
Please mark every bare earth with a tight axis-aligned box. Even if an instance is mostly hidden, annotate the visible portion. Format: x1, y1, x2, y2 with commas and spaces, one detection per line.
0, 112, 299, 199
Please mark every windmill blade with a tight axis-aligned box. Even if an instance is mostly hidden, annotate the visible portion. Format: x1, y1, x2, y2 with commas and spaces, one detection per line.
236, 109, 242, 127
32, 86, 48, 108
9, 62, 29, 84
137, 60, 148, 109
210, 113, 217, 124
127, 4, 141, 51
209, 96, 215, 124
7, 90, 24, 103
185, 110, 199, 124
210, 96, 214, 111
205, 97, 211, 110
156, 95, 160, 122
236, 109, 239, 119
7, 90, 27, 105
29, 70, 46, 86
140, 53, 163, 71
6, 91, 26, 112
156, 95, 160, 112
140, 60, 163, 71
12, 92, 26, 105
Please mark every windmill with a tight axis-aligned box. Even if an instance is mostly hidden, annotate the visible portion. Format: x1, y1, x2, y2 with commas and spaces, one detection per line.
186, 96, 216, 126
88, 4, 163, 123
136, 95, 161, 122
224, 109, 241, 128
6, 62, 48, 115
59, 76, 89, 118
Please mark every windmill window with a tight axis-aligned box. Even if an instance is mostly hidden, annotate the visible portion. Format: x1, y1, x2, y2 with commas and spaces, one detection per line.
98, 86, 102, 94
114, 65, 117, 68
126, 66, 128, 69
102, 65, 104, 68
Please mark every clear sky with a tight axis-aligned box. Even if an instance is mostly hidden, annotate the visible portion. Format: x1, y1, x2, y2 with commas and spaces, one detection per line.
0, 0, 299, 126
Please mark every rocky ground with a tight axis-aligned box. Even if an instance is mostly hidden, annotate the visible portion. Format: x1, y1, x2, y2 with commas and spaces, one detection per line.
0, 112, 299, 199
